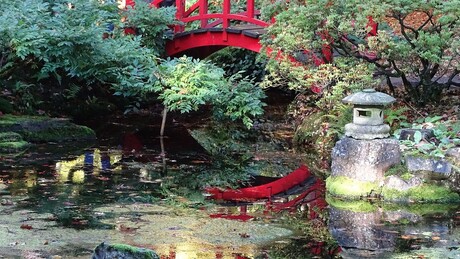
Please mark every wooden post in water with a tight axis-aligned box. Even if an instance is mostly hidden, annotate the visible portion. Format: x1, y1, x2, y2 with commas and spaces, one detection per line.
160, 107, 168, 137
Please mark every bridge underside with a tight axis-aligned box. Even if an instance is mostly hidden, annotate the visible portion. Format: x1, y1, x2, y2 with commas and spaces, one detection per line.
165, 26, 266, 58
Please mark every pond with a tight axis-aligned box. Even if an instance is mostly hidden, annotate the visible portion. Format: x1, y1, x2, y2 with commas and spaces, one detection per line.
1, 108, 460, 258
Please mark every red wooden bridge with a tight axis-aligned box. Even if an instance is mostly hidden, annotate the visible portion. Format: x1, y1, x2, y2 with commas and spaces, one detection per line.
149, 0, 270, 58
126, 0, 377, 62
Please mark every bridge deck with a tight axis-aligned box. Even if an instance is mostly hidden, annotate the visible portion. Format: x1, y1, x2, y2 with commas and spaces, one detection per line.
174, 25, 266, 39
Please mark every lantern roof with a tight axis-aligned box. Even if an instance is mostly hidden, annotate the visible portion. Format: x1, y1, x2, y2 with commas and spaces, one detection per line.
342, 89, 396, 106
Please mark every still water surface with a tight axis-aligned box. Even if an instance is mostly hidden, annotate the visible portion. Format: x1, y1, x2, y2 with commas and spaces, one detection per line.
0, 115, 460, 258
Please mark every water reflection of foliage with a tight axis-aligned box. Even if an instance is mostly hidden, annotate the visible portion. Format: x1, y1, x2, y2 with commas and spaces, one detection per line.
56, 149, 122, 183
261, 210, 340, 259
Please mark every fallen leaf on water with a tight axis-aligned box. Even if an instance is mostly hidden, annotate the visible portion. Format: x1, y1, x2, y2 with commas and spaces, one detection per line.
117, 224, 139, 233
1, 199, 14, 206
401, 235, 417, 239
20, 224, 33, 230
71, 219, 88, 226
239, 233, 250, 238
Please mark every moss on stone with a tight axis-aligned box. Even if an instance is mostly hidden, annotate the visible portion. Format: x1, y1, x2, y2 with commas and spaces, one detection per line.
326, 176, 380, 199
21, 124, 96, 142
326, 195, 379, 212
111, 243, 157, 258
0, 140, 30, 153
0, 132, 22, 142
382, 184, 460, 203
93, 242, 160, 259
0, 131, 29, 153
382, 203, 458, 216
0, 115, 96, 142
384, 163, 408, 177
0, 114, 48, 126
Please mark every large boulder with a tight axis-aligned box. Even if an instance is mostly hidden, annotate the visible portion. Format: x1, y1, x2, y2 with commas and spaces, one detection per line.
331, 137, 401, 182
0, 115, 96, 143
405, 156, 452, 179
446, 147, 460, 166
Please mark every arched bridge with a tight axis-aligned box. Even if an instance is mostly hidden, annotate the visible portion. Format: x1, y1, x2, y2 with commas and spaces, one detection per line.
151, 0, 270, 58
144, 0, 376, 62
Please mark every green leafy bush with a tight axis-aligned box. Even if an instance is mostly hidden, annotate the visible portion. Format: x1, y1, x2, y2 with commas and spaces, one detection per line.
151, 56, 266, 128
395, 116, 460, 158
261, 0, 460, 105
0, 0, 174, 114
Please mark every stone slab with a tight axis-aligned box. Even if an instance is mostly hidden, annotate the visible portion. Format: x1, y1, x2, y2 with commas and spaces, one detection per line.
331, 137, 401, 182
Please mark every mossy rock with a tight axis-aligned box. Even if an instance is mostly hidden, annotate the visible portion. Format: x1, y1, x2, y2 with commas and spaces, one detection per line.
0, 114, 96, 143
0, 132, 22, 142
382, 184, 460, 203
92, 242, 159, 259
0, 132, 30, 153
326, 175, 460, 203
0, 140, 30, 153
326, 176, 380, 200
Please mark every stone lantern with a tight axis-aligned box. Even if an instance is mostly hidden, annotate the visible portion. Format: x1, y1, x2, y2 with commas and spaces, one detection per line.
342, 88, 396, 140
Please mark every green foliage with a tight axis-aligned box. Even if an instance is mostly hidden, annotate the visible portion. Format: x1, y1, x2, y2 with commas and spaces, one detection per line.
212, 73, 266, 128
152, 57, 223, 113
261, 0, 460, 105
0, 0, 175, 114
294, 105, 352, 163
152, 56, 266, 128
395, 117, 460, 158
287, 58, 365, 159
0, 97, 13, 113
384, 106, 409, 132
123, 1, 176, 54
9, 82, 42, 114
207, 48, 267, 82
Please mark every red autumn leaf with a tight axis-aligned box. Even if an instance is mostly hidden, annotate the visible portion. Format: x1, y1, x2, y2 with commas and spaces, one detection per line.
20, 224, 33, 230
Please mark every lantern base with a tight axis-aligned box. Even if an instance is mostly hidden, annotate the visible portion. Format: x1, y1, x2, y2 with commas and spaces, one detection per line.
344, 123, 391, 140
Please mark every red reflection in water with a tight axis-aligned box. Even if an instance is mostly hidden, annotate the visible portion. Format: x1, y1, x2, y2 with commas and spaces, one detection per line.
203, 165, 336, 258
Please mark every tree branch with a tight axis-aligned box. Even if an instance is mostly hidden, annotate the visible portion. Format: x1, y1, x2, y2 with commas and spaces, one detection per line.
417, 11, 433, 31
394, 13, 417, 48
446, 69, 459, 89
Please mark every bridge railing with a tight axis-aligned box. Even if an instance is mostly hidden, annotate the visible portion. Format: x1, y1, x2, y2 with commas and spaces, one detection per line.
173, 0, 269, 34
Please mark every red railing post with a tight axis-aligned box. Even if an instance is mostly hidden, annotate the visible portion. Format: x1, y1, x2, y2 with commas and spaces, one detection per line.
222, 0, 230, 41
199, 0, 208, 28
175, 0, 186, 32
246, 0, 254, 19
